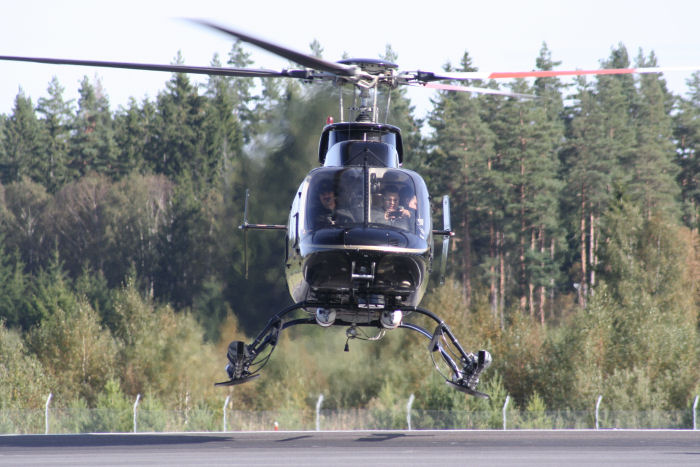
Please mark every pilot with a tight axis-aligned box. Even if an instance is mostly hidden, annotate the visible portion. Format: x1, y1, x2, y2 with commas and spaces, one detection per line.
314, 180, 350, 228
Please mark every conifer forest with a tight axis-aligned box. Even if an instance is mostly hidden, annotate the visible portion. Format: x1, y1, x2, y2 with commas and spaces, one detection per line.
0, 40, 698, 430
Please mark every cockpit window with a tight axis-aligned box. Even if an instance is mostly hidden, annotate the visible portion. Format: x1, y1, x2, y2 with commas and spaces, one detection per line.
369, 169, 417, 232
305, 167, 430, 238
306, 169, 361, 230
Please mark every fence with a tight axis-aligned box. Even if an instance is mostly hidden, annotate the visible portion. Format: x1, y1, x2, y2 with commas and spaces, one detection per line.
1, 394, 698, 434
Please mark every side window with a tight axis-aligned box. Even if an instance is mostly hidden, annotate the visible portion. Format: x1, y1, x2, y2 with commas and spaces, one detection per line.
288, 183, 304, 244
413, 176, 431, 240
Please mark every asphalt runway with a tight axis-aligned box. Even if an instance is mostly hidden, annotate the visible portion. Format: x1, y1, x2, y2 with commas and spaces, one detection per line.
0, 430, 698, 466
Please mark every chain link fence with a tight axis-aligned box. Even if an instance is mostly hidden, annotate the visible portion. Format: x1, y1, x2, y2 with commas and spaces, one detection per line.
1, 395, 698, 434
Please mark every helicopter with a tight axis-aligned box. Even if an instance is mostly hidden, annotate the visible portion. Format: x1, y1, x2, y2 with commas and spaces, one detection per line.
1, 20, 696, 399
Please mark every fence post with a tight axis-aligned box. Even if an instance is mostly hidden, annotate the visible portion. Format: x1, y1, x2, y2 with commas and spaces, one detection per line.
44, 393, 52, 435
406, 394, 415, 430
595, 395, 603, 430
184, 391, 190, 428
315, 394, 324, 431
132, 394, 141, 433
223, 395, 231, 432
693, 395, 698, 430
503, 395, 510, 430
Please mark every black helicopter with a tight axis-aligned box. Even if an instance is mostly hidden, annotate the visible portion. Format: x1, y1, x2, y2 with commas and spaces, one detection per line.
195, 23, 497, 397
2, 20, 693, 399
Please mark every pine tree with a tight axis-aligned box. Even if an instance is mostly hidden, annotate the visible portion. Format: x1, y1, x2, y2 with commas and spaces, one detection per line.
562, 77, 608, 306
227, 41, 256, 136
217, 40, 260, 145
502, 80, 559, 316
0, 238, 28, 329
562, 44, 637, 307
154, 177, 212, 309
674, 71, 700, 231
426, 52, 496, 309
309, 38, 323, 58
629, 50, 679, 219
147, 52, 211, 187
478, 64, 563, 320
113, 97, 154, 177
1, 91, 44, 184
23, 251, 76, 328
36, 77, 73, 192
204, 52, 246, 196
201, 54, 250, 328
68, 76, 117, 178
525, 44, 565, 323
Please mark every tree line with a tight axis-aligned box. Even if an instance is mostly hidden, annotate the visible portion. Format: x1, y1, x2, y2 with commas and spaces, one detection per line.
0, 41, 698, 421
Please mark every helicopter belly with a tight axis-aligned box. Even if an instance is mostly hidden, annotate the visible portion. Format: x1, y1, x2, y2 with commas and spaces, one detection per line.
286, 228, 430, 307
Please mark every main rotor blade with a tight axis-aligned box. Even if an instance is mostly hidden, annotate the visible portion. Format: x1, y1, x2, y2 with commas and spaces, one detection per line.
414, 82, 535, 99
0, 55, 288, 78
190, 19, 358, 77
418, 65, 700, 81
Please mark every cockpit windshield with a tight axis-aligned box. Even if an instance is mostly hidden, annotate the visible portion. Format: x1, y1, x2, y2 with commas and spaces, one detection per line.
306, 169, 362, 229
304, 167, 430, 239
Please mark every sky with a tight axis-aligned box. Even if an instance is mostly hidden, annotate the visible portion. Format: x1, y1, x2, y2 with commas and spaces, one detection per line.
1, 0, 700, 122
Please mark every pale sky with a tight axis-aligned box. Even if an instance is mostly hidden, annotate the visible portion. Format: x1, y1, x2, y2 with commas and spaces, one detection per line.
1, 0, 699, 121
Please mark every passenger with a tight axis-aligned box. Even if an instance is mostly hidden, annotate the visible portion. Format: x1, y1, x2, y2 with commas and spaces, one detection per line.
399, 185, 417, 220
373, 185, 411, 230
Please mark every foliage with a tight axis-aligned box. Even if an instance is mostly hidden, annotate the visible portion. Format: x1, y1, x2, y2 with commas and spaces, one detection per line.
27, 296, 118, 405
0, 322, 50, 409
0, 239, 29, 329
0, 41, 698, 426
110, 279, 222, 403
0, 178, 51, 275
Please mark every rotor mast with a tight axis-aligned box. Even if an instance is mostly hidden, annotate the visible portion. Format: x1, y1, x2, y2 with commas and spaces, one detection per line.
352, 86, 375, 122
334, 58, 398, 123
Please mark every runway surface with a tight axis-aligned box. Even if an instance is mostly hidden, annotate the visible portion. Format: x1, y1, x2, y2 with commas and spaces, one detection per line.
1, 430, 698, 466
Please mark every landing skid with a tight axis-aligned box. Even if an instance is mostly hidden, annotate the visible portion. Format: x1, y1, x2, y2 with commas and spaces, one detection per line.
216, 300, 492, 398
446, 381, 490, 399
215, 374, 260, 386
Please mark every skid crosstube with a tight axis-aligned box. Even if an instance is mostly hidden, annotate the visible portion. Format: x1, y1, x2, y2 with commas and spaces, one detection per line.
216, 302, 491, 398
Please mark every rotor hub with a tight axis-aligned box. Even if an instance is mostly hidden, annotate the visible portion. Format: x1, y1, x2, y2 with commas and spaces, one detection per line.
337, 58, 398, 76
